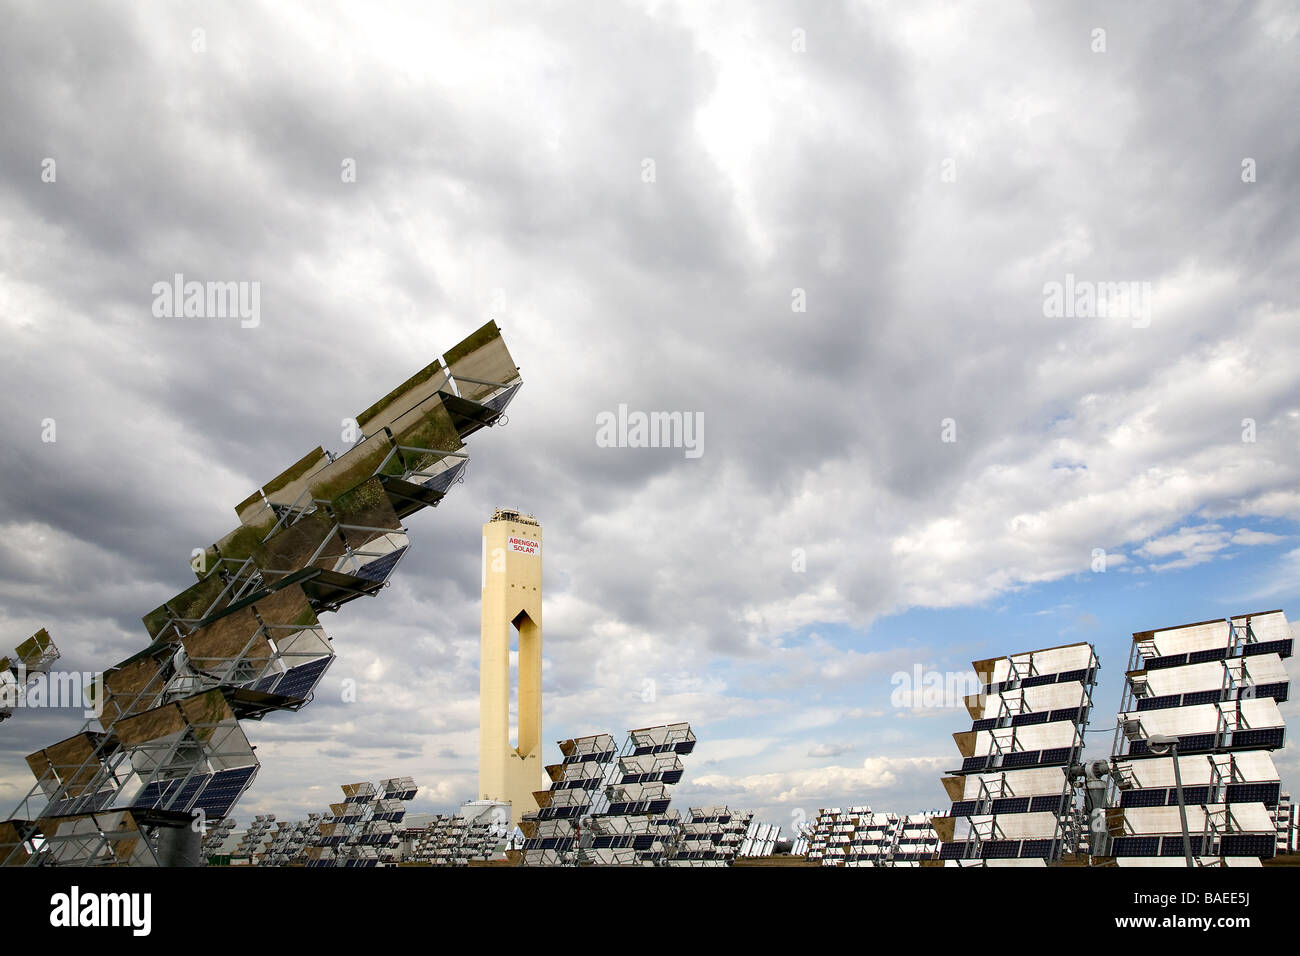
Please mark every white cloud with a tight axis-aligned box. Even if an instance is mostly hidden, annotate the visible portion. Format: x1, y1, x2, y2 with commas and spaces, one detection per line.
694, 755, 950, 809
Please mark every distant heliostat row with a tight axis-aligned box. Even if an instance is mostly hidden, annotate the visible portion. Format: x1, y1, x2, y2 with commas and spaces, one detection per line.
803, 808, 942, 866
519, 723, 695, 866
515, 722, 762, 867
294, 778, 418, 867
0, 322, 522, 867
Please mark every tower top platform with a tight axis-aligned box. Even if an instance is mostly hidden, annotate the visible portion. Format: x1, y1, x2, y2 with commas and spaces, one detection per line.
490, 508, 539, 526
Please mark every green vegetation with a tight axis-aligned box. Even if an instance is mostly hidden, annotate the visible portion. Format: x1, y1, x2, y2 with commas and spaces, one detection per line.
332, 476, 386, 516
262, 446, 326, 497
184, 691, 229, 738
356, 359, 445, 429
173, 575, 226, 622
394, 408, 461, 454
307, 440, 390, 504
15, 628, 51, 660
256, 512, 335, 570
142, 605, 173, 638
291, 606, 319, 629
381, 408, 463, 477
442, 320, 499, 368
217, 521, 275, 563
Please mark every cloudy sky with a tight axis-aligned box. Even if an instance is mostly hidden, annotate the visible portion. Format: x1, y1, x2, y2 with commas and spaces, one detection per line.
2, 1, 1299, 835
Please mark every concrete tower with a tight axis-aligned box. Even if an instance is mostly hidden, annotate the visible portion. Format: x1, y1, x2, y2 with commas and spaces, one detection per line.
478, 509, 543, 824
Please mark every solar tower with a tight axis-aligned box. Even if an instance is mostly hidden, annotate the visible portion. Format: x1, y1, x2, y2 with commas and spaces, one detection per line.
1, 321, 523, 866
478, 509, 543, 824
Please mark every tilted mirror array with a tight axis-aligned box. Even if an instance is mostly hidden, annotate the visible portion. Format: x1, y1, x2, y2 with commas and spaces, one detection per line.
0, 322, 522, 867
1108, 611, 1291, 866
1, 630, 61, 725
933, 642, 1099, 865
